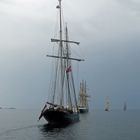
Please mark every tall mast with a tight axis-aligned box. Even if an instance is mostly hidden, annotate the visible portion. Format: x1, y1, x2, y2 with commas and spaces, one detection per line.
65, 25, 72, 109
47, 0, 84, 107
58, 0, 63, 105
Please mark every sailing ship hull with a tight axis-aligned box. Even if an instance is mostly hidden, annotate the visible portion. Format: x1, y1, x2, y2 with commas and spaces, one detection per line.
42, 109, 79, 125
79, 107, 88, 113
105, 108, 109, 111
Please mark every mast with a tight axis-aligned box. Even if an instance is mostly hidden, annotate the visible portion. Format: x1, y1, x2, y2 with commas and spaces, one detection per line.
84, 80, 87, 107
65, 25, 72, 109
57, 0, 63, 106
79, 82, 82, 106
47, 0, 84, 108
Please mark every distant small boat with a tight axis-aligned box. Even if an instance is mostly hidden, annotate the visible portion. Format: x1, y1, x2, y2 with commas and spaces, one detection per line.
105, 96, 110, 112
78, 80, 89, 113
123, 102, 127, 111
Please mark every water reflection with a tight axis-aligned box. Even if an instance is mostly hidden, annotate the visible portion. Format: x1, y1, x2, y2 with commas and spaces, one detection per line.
38, 123, 71, 138
41, 123, 69, 131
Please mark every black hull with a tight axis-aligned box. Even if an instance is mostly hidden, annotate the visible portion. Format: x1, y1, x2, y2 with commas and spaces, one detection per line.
105, 109, 109, 111
42, 109, 79, 125
79, 108, 88, 113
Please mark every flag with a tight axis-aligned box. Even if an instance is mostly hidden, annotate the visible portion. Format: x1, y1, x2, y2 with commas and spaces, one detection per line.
66, 66, 72, 73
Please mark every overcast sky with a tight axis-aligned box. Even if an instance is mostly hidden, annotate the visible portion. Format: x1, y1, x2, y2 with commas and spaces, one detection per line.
0, 0, 140, 110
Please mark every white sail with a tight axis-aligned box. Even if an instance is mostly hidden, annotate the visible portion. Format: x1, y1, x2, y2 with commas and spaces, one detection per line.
78, 80, 89, 113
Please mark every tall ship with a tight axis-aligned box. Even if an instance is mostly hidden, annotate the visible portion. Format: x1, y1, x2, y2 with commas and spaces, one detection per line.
105, 96, 110, 111
123, 102, 127, 111
39, 0, 84, 125
78, 80, 89, 113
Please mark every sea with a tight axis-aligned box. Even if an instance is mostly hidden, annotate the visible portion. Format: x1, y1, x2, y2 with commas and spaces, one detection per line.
0, 109, 140, 140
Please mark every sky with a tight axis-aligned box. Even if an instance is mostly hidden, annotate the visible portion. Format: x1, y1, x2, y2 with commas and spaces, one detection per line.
0, 0, 140, 110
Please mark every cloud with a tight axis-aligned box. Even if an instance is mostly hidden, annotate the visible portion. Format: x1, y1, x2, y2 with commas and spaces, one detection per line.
0, 0, 56, 20
0, 0, 140, 109
116, 0, 140, 12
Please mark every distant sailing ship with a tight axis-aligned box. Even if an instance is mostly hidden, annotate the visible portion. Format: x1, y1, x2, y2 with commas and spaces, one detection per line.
123, 102, 127, 111
78, 80, 89, 113
39, 0, 84, 125
105, 96, 110, 111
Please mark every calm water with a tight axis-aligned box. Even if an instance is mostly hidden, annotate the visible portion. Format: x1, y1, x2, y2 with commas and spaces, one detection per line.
0, 109, 140, 140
